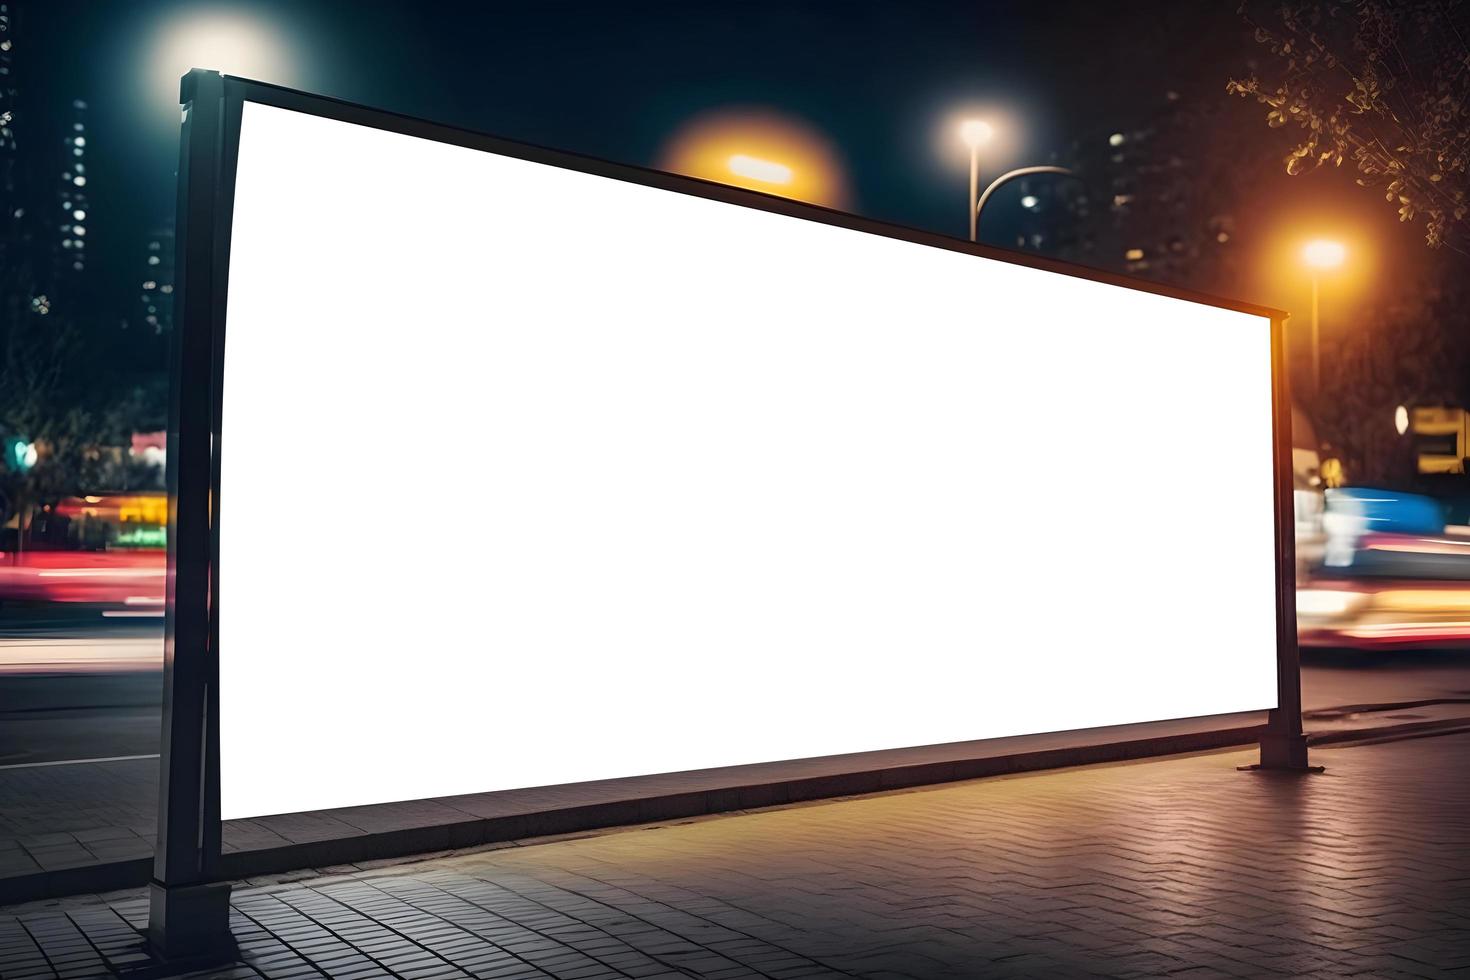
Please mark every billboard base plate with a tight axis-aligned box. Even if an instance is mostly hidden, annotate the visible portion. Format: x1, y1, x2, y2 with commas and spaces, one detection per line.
144, 880, 235, 968
1241, 732, 1322, 772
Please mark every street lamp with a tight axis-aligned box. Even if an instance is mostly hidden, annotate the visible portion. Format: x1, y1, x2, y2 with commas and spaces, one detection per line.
143, 10, 297, 128
660, 110, 847, 209
727, 154, 793, 187
1301, 238, 1346, 395
974, 165, 1075, 231
959, 119, 994, 242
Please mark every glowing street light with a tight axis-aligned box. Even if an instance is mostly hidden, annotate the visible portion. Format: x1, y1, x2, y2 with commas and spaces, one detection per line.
1301, 238, 1347, 395
138, 9, 299, 133
660, 109, 847, 209
1303, 239, 1347, 270
948, 112, 1075, 243
959, 119, 994, 148
959, 119, 994, 242
727, 154, 793, 186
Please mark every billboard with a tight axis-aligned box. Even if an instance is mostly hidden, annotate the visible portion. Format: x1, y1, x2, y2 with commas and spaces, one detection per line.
204, 93, 1281, 821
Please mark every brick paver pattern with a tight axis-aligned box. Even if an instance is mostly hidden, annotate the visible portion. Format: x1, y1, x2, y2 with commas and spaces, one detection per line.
3, 734, 1469, 979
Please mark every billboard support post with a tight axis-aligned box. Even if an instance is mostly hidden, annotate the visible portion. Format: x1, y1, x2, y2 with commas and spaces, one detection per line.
1251, 315, 1317, 773
148, 68, 233, 961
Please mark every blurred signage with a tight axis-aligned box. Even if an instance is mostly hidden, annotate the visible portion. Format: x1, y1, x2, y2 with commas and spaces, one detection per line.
1411, 407, 1467, 475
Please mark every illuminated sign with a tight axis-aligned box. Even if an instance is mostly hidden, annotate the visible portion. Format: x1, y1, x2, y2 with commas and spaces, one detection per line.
202, 93, 1282, 821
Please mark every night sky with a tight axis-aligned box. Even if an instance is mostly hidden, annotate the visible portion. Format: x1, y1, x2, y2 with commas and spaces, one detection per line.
17, 0, 1423, 324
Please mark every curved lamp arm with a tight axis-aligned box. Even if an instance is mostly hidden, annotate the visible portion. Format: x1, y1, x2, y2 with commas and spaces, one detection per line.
974, 165, 1077, 225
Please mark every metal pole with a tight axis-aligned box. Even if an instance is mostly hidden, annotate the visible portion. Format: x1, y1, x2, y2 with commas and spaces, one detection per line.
148, 68, 233, 962
968, 145, 978, 243
973, 166, 1075, 229
1310, 275, 1321, 396
1252, 314, 1315, 772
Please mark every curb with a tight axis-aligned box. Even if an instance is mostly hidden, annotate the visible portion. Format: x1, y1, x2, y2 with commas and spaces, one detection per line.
9, 711, 1470, 907
0, 722, 1262, 905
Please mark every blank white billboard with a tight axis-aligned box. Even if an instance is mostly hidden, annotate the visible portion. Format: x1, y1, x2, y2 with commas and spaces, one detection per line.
218, 100, 1278, 820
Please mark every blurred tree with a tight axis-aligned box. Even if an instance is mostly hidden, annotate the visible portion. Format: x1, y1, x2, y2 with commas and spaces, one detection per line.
1313, 255, 1470, 484
1227, 0, 1470, 252
0, 302, 164, 541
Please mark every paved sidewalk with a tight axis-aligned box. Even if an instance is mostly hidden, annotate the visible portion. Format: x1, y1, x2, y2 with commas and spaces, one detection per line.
4, 731, 1469, 978
6, 654, 1468, 899
0, 711, 1273, 902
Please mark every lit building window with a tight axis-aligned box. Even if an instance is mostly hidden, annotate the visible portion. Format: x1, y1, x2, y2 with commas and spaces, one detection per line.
72, 175, 85, 186
1125, 247, 1145, 261
72, 209, 85, 221
143, 280, 156, 290
148, 255, 160, 265
1109, 133, 1126, 146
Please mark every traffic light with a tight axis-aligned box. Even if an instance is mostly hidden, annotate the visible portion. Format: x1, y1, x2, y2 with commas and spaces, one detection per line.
0, 436, 37, 474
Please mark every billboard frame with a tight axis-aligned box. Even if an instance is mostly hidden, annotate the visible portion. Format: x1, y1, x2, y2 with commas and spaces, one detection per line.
150, 68, 1304, 958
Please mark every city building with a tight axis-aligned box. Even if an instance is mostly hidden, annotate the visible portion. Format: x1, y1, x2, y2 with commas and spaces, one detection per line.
0, 3, 95, 327
138, 228, 174, 333
56, 97, 88, 282
0, 0, 39, 329
1050, 90, 1252, 298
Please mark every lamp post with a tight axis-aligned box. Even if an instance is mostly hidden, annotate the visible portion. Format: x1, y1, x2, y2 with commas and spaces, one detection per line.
1301, 239, 1346, 396
959, 120, 994, 242
974, 165, 1075, 231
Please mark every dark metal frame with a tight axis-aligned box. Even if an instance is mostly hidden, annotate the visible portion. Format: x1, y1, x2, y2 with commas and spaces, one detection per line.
152, 68, 1304, 954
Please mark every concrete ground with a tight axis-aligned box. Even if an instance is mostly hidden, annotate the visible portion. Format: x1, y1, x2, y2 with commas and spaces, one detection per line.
4, 641, 1470, 896
3, 730, 1467, 979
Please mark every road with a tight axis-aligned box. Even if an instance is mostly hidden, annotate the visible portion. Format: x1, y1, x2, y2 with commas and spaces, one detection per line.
3, 610, 1470, 766
0, 607, 163, 767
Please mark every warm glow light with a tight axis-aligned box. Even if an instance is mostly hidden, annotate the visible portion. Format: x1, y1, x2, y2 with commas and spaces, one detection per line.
1302, 238, 1347, 270
933, 104, 1028, 175
960, 119, 994, 148
1395, 404, 1410, 435
142, 8, 298, 121
661, 109, 848, 209
728, 154, 792, 186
